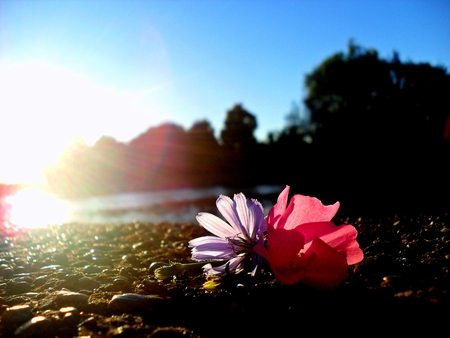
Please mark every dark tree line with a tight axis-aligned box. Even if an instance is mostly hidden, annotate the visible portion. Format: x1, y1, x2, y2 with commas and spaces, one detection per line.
43, 104, 263, 199
42, 43, 450, 214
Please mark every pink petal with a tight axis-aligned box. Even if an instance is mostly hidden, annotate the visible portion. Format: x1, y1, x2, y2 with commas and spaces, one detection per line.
298, 222, 364, 265
270, 256, 307, 285
299, 237, 349, 290
279, 195, 340, 230
264, 227, 305, 267
266, 185, 290, 229
253, 243, 269, 259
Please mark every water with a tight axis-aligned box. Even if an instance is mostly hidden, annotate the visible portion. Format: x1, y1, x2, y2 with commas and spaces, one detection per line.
2, 185, 282, 229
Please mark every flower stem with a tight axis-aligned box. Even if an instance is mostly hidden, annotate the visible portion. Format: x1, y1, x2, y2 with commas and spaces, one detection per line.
154, 261, 226, 279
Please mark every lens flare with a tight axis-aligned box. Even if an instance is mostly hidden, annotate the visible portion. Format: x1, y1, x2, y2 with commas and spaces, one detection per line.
7, 187, 69, 229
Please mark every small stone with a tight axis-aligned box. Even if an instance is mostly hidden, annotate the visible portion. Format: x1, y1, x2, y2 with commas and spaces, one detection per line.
77, 276, 100, 291
14, 316, 56, 338
107, 293, 165, 315
53, 253, 69, 265
108, 277, 131, 292
83, 265, 103, 274
0, 265, 13, 278
1, 304, 33, 329
6, 280, 32, 295
58, 306, 81, 335
133, 240, 155, 251
33, 275, 49, 287
55, 289, 89, 308
39, 265, 62, 272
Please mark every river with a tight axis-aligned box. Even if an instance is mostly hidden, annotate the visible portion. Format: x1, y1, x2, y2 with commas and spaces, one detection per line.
2, 185, 282, 229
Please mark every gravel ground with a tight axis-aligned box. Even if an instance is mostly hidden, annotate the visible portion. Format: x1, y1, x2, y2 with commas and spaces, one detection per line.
0, 211, 449, 337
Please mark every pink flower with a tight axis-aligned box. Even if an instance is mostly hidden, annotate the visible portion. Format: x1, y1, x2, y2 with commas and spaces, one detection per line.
254, 186, 364, 290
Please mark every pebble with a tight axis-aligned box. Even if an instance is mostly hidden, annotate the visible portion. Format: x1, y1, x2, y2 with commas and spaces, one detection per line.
77, 276, 100, 291
92, 257, 113, 266
52, 252, 69, 265
0, 265, 13, 278
54, 289, 89, 308
33, 275, 49, 287
14, 315, 56, 338
39, 265, 62, 272
107, 293, 166, 315
6, 280, 32, 295
1, 304, 33, 329
83, 265, 103, 274
132, 240, 156, 251
108, 277, 131, 292
58, 307, 81, 336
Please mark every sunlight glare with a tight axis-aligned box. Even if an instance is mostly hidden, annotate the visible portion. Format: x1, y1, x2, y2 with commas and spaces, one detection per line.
7, 187, 69, 228
0, 61, 153, 185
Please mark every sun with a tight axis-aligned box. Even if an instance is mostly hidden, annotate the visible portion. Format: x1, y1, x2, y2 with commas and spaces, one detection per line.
0, 62, 79, 184
6, 186, 69, 228
0, 61, 144, 185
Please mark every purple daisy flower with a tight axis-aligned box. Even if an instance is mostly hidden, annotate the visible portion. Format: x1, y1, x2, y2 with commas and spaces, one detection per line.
188, 192, 267, 276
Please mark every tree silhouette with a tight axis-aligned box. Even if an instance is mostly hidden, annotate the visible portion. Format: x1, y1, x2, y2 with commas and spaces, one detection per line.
219, 104, 260, 187
305, 41, 449, 152
303, 41, 450, 212
40, 42, 449, 215
43, 136, 91, 198
220, 104, 257, 151
127, 123, 189, 191
88, 136, 128, 195
185, 120, 222, 187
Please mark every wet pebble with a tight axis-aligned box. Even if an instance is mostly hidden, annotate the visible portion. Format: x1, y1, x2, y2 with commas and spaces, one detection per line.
133, 240, 156, 251
13, 266, 29, 274
14, 315, 56, 338
150, 326, 200, 337
58, 306, 80, 323
33, 275, 49, 287
380, 275, 410, 290
55, 289, 89, 308
6, 280, 32, 295
1, 304, 33, 330
83, 265, 103, 274
57, 307, 81, 336
118, 267, 139, 279
107, 293, 166, 315
52, 252, 69, 265
39, 265, 63, 272
92, 244, 111, 251
77, 276, 100, 291
122, 254, 140, 265
92, 257, 113, 266
79, 316, 99, 331
0, 265, 13, 278
107, 277, 132, 292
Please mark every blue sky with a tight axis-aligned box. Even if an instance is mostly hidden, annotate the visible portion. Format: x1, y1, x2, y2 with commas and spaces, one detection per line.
0, 0, 449, 184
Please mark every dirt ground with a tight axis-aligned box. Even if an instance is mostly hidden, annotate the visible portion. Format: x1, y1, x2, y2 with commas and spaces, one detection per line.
1, 210, 449, 337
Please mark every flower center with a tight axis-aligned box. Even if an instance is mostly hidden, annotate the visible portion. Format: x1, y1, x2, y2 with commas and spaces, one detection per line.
226, 233, 256, 256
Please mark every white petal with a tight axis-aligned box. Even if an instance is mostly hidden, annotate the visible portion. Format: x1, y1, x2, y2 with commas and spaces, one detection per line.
234, 193, 251, 233
203, 256, 245, 275
188, 236, 226, 247
247, 199, 265, 239
189, 236, 233, 260
192, 249, 234, 260
216, 195, 246, 234
196, 212, 236, 238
